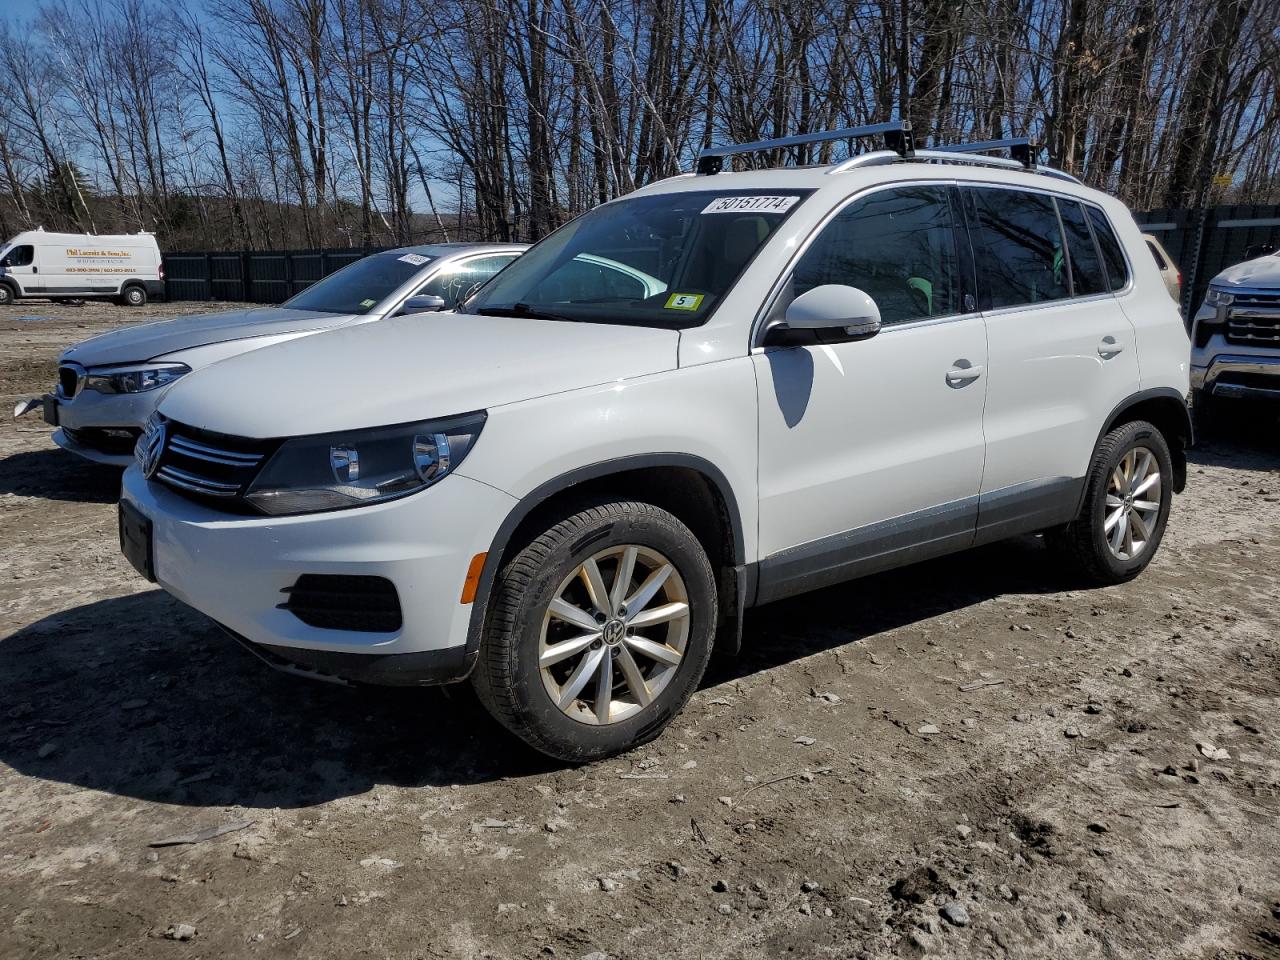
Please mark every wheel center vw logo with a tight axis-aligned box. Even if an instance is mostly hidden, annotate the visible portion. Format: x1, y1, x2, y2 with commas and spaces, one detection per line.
602, 619, 625, 645
138, 418, 166, 478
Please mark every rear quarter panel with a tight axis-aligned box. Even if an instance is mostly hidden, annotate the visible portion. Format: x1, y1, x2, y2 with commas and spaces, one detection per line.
1107, 200, 1191, 397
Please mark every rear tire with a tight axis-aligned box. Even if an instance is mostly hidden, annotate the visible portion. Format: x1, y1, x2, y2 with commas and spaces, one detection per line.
472, 499, 717, 762
1048, 420, 1173, 585
120, 285, 147, 307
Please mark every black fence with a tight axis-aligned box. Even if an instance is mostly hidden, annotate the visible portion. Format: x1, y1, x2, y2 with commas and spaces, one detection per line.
160, 203, 1280, 315
1134, 204, 1280, 319
162, 247, 385, 304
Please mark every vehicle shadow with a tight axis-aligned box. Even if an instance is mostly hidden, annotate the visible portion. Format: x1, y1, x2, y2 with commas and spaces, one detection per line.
711, 534, 1074, 685
0, 589, 559, 809
0, 448, 122, 504
2, 536, 1080, 809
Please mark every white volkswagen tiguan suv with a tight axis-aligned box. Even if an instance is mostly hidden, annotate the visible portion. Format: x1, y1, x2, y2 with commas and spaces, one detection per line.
118, 126, 1192, 761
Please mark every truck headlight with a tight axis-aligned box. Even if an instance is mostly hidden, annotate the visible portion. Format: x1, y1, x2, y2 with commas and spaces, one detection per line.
84, 363, 190, 394
1203, 287, 1234, 308
244, 413, 485, 515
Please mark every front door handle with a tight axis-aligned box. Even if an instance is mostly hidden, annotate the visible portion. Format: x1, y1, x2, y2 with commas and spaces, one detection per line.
1098, 336, 1124, 358
945, 363, 984, 386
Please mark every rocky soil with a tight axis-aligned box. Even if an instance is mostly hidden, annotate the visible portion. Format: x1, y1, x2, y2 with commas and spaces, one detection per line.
1, 300, 1278, 959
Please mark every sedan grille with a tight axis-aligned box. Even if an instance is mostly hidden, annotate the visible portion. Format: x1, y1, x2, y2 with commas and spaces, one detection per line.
1225, 289, 1280, 346
152, 421, 276, 506
58, 364, 84, 398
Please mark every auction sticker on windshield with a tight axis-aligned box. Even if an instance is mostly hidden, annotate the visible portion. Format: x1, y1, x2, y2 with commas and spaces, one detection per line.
702, 195, 800, 214
398, 253, 430, 266
665, 293, 705, 311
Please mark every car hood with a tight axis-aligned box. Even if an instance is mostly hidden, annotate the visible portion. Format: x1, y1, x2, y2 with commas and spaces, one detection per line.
60, 307, 357, 367
158, 312, 682, 437
1214, 254, 1280, 289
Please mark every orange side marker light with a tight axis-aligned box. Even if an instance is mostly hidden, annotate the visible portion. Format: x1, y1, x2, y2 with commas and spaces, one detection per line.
461, 552, 487, 604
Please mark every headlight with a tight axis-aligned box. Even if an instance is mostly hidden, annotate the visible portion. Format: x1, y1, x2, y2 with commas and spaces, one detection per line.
1203, 287, 1234, 308
84, 363, 190, 394
244, 413, 485, 515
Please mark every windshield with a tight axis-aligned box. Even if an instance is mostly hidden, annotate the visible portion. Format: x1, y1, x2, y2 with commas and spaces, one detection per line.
466, 189, 812, 327
283, 251, 436, 314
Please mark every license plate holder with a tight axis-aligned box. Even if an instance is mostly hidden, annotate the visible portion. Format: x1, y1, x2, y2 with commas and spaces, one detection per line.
119, 500, 155, 582
42, 394, 59, 426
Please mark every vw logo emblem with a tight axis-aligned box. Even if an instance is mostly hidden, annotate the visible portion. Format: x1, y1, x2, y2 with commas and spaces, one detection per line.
602, 619, 625, 645
138, 417, 166, 478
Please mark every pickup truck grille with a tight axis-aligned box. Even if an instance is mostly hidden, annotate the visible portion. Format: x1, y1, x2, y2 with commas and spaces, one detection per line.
1225, 290, 1280, 346
153, 421, 276, 506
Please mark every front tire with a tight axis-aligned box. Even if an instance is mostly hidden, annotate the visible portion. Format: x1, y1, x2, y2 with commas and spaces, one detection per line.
473, 500, 717, 762
1049, 420, 1173, 584
0, 283, 14, 306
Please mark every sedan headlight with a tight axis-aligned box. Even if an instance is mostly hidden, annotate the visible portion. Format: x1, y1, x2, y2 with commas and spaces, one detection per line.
244, 413, 485, 515
1203, 287, 1234, 308
85, 363, 190, 394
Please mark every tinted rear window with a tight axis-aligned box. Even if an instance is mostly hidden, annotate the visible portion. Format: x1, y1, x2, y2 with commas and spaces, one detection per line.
1057, 200, 1107, 296
972, 188, 1070, 308
1088, 207, 1130, 291
1146, 239, 1168, 269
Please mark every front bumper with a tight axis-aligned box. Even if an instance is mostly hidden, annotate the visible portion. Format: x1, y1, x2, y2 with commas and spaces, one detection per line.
45, 385, 163, 464
1190, 353, 1280, 401
120, 465, 518, 685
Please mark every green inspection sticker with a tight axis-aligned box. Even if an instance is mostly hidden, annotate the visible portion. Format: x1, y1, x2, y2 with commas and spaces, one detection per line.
664, 293, 704, 311
360, 298, 377, 308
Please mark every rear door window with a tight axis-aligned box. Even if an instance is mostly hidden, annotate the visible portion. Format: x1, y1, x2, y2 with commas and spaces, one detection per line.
788, 185, 961, 325
971, 188, 1070, 308
1056, 200, 1108, 296
1087, 207, 1130, 291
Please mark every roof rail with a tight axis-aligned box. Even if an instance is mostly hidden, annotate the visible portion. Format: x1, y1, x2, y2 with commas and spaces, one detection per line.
696, 121, 914, 175
933, 136, 1038, 168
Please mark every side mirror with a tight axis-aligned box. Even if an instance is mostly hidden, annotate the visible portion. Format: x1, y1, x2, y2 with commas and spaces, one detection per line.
1245, 243, 1277, 261
398, 294, 447, 315
766, 284, 882, 346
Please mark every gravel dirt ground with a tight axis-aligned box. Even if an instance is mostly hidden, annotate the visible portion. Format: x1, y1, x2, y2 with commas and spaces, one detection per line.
1, 300, 1279, 960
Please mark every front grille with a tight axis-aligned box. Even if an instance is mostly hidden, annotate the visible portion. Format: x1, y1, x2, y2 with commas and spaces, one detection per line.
64, 426, 141, 455
58, 365, 82, 398
279, 574, 403, 632
153, 421, 276, 506
1225, 290, 1280, 346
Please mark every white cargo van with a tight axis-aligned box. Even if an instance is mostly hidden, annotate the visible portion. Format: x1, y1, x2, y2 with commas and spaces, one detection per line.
0, 229, 164, 306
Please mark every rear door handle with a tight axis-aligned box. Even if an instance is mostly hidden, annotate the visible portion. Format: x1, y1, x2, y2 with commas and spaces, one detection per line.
945, 363, 984, 386
1098, 336, 1124, 358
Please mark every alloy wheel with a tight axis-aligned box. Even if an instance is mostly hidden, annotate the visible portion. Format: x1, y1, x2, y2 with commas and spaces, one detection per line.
1103, 445, 1162, 561
538, 544, 690, 725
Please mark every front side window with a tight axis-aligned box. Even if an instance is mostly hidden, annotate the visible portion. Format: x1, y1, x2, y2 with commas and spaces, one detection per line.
466, 189, 811, 328
786, 185, 960, 325
1, 244, 34, 267
972, 188, 1070, 308
284, 251, 436, 315
1057, 199, 1107, 296
1088, 207, 1130, 291
415, 254, 517, 306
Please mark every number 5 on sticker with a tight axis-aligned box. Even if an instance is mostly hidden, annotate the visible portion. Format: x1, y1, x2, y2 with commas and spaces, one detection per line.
665, 293, 704, 311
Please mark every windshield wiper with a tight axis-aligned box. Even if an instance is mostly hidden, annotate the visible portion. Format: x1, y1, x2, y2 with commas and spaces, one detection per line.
474, 303, 578, 323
